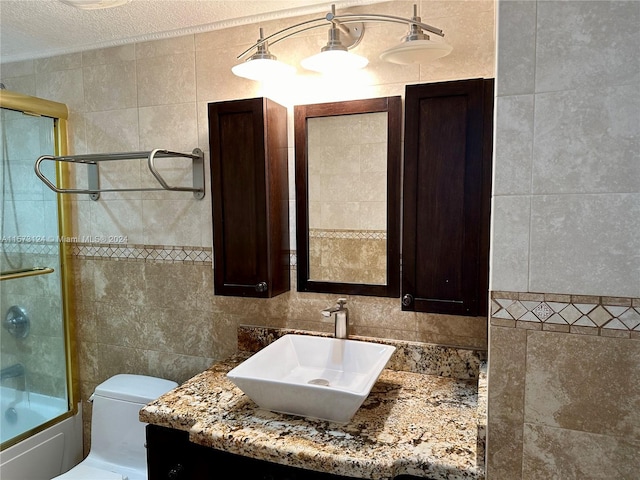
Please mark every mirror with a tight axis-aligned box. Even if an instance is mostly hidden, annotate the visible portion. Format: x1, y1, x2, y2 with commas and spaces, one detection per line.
294, 97, 401, 297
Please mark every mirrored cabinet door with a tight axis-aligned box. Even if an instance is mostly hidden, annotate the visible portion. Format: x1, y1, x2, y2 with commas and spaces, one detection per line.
294, 96, 401, 297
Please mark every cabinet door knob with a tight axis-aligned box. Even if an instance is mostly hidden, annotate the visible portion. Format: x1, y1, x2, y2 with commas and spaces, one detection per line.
255, 281, 268, 293
402, 294, 414, 307
167, 464, 184, 479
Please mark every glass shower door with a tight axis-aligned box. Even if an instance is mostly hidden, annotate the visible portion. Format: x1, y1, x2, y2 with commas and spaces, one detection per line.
0, 107, 70, 446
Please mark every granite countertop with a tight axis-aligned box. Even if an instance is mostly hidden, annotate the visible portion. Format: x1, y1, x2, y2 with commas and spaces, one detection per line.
140, 328, 486, 480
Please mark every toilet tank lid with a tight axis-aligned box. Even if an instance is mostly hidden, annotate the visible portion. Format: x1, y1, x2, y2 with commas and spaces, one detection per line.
94, 374, 178, 403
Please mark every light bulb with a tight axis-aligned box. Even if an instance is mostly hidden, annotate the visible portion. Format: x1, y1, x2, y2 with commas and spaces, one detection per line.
232, 58, 295, 82
301, 50, 369, 74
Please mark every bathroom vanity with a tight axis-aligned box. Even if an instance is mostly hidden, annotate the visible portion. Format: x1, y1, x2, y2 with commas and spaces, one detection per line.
141, 328, 486, 480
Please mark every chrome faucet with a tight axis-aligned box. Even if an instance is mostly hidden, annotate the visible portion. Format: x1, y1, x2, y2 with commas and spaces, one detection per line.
321, 298, 349, 339
0, 363, 25, 381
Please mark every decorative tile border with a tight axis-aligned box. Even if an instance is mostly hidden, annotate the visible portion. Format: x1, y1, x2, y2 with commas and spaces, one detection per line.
1, 241, 59, 256
491, 291, 640, 339
66, 242, 300, 267
2, 237, 296, 267
70, 242, 213, 264
309, 228, 386, 240
0, 234, 302, 267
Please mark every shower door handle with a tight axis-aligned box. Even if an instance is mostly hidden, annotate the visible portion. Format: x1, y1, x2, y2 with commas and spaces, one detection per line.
0, 266, 54, 281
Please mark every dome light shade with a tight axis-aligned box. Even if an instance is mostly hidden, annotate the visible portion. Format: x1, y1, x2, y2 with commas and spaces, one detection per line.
301, 23, 368, 73
231, 30, 296, 82
232, 58, 295, 81
380, 39, 453, 65
301, 50, 369, 73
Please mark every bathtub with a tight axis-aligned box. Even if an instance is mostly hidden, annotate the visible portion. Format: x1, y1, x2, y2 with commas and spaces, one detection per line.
0, 387, 82, 480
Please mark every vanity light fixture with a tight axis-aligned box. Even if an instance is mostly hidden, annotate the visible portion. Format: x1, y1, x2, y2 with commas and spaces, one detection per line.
232, 3, 452, 81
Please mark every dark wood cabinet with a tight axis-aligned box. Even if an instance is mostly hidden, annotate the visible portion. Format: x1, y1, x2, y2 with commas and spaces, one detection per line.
146, 425, 365, 480
208, 97, 290, 298
401, 79, 494, 316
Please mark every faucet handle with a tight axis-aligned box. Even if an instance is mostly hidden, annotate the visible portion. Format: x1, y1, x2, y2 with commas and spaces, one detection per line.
321, 298, 348, 318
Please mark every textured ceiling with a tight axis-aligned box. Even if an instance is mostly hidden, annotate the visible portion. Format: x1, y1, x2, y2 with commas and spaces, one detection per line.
0, 0, 384, 63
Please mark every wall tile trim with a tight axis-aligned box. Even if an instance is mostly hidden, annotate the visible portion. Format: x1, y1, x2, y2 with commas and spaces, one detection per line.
1, 240, 59, 256
68, 242, 301, 268
71, 242, 212, 264
309, 228, 386, 240
491, 291, 640, 339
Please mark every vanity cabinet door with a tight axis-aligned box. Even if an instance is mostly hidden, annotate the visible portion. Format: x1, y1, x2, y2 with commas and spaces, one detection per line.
208, 97, 290, 298
402, 79, 493, 316
146, 425, 212, 480
147, 425, 359, 480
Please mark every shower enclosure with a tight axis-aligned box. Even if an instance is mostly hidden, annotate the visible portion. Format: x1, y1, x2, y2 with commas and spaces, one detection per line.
0, 88, 75, 451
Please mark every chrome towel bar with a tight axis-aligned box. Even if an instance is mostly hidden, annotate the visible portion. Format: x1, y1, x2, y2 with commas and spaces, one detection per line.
34, 148, 205, 200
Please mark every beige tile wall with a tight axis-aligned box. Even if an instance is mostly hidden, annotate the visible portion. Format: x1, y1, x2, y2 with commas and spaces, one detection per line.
71, 249, 488, 454
488, 291, 640, 477
489, 0, 639, 478
70, 246, 489, 392
488, 312, 640, 479
307, 112, 388, 232
309, 231, 386, 284
491, 0, 639, 298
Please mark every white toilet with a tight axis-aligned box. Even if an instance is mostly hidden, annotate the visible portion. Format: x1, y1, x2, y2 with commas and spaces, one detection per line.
53, 374, 178, 480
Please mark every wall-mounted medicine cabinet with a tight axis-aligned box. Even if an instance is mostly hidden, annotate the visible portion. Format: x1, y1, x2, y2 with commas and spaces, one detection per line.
208, 97, 290, 298
401, 78, 494, 316
294, 96, 402, 298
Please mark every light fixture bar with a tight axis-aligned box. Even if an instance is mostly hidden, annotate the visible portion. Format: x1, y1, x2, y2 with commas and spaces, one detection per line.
237, 17, 328, 60
237, 4, 445, 60
232, 4, 452, 80
328, 13, 445, 38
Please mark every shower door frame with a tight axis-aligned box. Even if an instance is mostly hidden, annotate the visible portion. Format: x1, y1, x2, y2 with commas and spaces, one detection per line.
0, 89, 77, 450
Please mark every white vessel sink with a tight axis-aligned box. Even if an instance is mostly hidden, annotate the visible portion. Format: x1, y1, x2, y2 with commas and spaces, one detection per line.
227, 334, 396, 424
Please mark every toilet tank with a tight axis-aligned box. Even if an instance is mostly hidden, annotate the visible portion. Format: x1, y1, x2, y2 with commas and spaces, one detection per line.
89, 374, 178, 470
